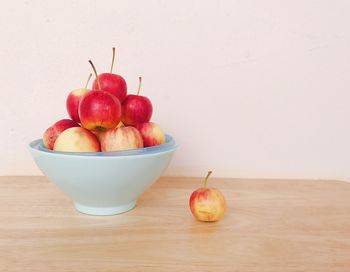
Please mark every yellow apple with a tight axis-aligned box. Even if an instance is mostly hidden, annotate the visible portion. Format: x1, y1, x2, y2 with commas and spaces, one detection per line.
53, 127, 100, 152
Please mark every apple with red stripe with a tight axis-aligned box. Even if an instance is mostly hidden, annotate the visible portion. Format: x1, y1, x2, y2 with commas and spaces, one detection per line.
100, 126, 143, 152
43, 119, 80, 150
66, 73, 92, 123
135, 122, 165, 147
122, 77, 153, 126
92, 47, 127, 102
189, 171, 226, 222
79, 60, 122, 131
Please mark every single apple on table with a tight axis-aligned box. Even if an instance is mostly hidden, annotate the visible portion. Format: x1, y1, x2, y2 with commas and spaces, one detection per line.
99, 126, 143, 152
66, 73, 92, 123
53, 127, 100, 152
92, 47, 127, 102
135, 122, 165, 147
43, 119, 80, 150
79, 61, 122, 131
189, 171, 226, 222
122, 77, 153, 126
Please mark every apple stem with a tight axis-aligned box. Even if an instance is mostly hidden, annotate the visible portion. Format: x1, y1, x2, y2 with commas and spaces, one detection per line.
89, 60, 101, 90
110, 47, 116, 73
203, 171, 212, 188
84, 73, 92, 89
137, 76, 142, 95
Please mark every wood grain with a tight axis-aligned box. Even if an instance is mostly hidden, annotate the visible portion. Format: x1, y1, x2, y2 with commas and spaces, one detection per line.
0, 176, 349, 271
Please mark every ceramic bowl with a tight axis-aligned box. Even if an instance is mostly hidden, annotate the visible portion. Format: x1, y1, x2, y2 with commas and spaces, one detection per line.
29, 135, 177, 216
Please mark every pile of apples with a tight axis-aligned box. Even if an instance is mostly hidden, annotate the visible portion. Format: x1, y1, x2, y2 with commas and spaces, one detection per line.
43, 48, 166, 153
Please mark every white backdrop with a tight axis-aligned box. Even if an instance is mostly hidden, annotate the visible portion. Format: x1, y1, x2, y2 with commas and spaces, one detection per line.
1, 1, 350, 180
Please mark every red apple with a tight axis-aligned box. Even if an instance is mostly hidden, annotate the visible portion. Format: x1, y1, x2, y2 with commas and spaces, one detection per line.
78, 60, 122, 131
66, 74, 92, 123
189, 171, 226, 222
54, 127, 100, 152
100, 126, 143, 152
93, 74, 127, 102
79, 90, 121, 131
92, 47, 127, 102
43, 119, 80, 150
135, 122, 165, 147
122, 77, 153, 126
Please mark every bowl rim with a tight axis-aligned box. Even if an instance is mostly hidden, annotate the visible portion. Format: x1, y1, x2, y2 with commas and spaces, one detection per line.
29, 134, 177, 158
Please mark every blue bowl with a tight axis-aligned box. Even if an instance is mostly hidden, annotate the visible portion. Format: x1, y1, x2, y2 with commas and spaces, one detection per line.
29, 135, 177, 215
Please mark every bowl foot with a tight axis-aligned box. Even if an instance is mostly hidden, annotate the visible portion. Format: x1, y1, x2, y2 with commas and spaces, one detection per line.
74, 201, 136, 216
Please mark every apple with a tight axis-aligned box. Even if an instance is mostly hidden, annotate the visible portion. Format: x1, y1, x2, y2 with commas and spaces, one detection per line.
189, 171, 226, 222
135, 122, 165, 147
66, 73, 92, 123
100, 126, 143, 152
43, 119, 80, 150
122, 77, 153, 126
78, 60, 122, 131
92, 47, 127, 102
79, 90, 121, 131
53, 127, 100, 152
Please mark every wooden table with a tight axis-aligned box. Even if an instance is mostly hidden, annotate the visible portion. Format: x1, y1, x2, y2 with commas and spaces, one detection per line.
1, 176, 350, 271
